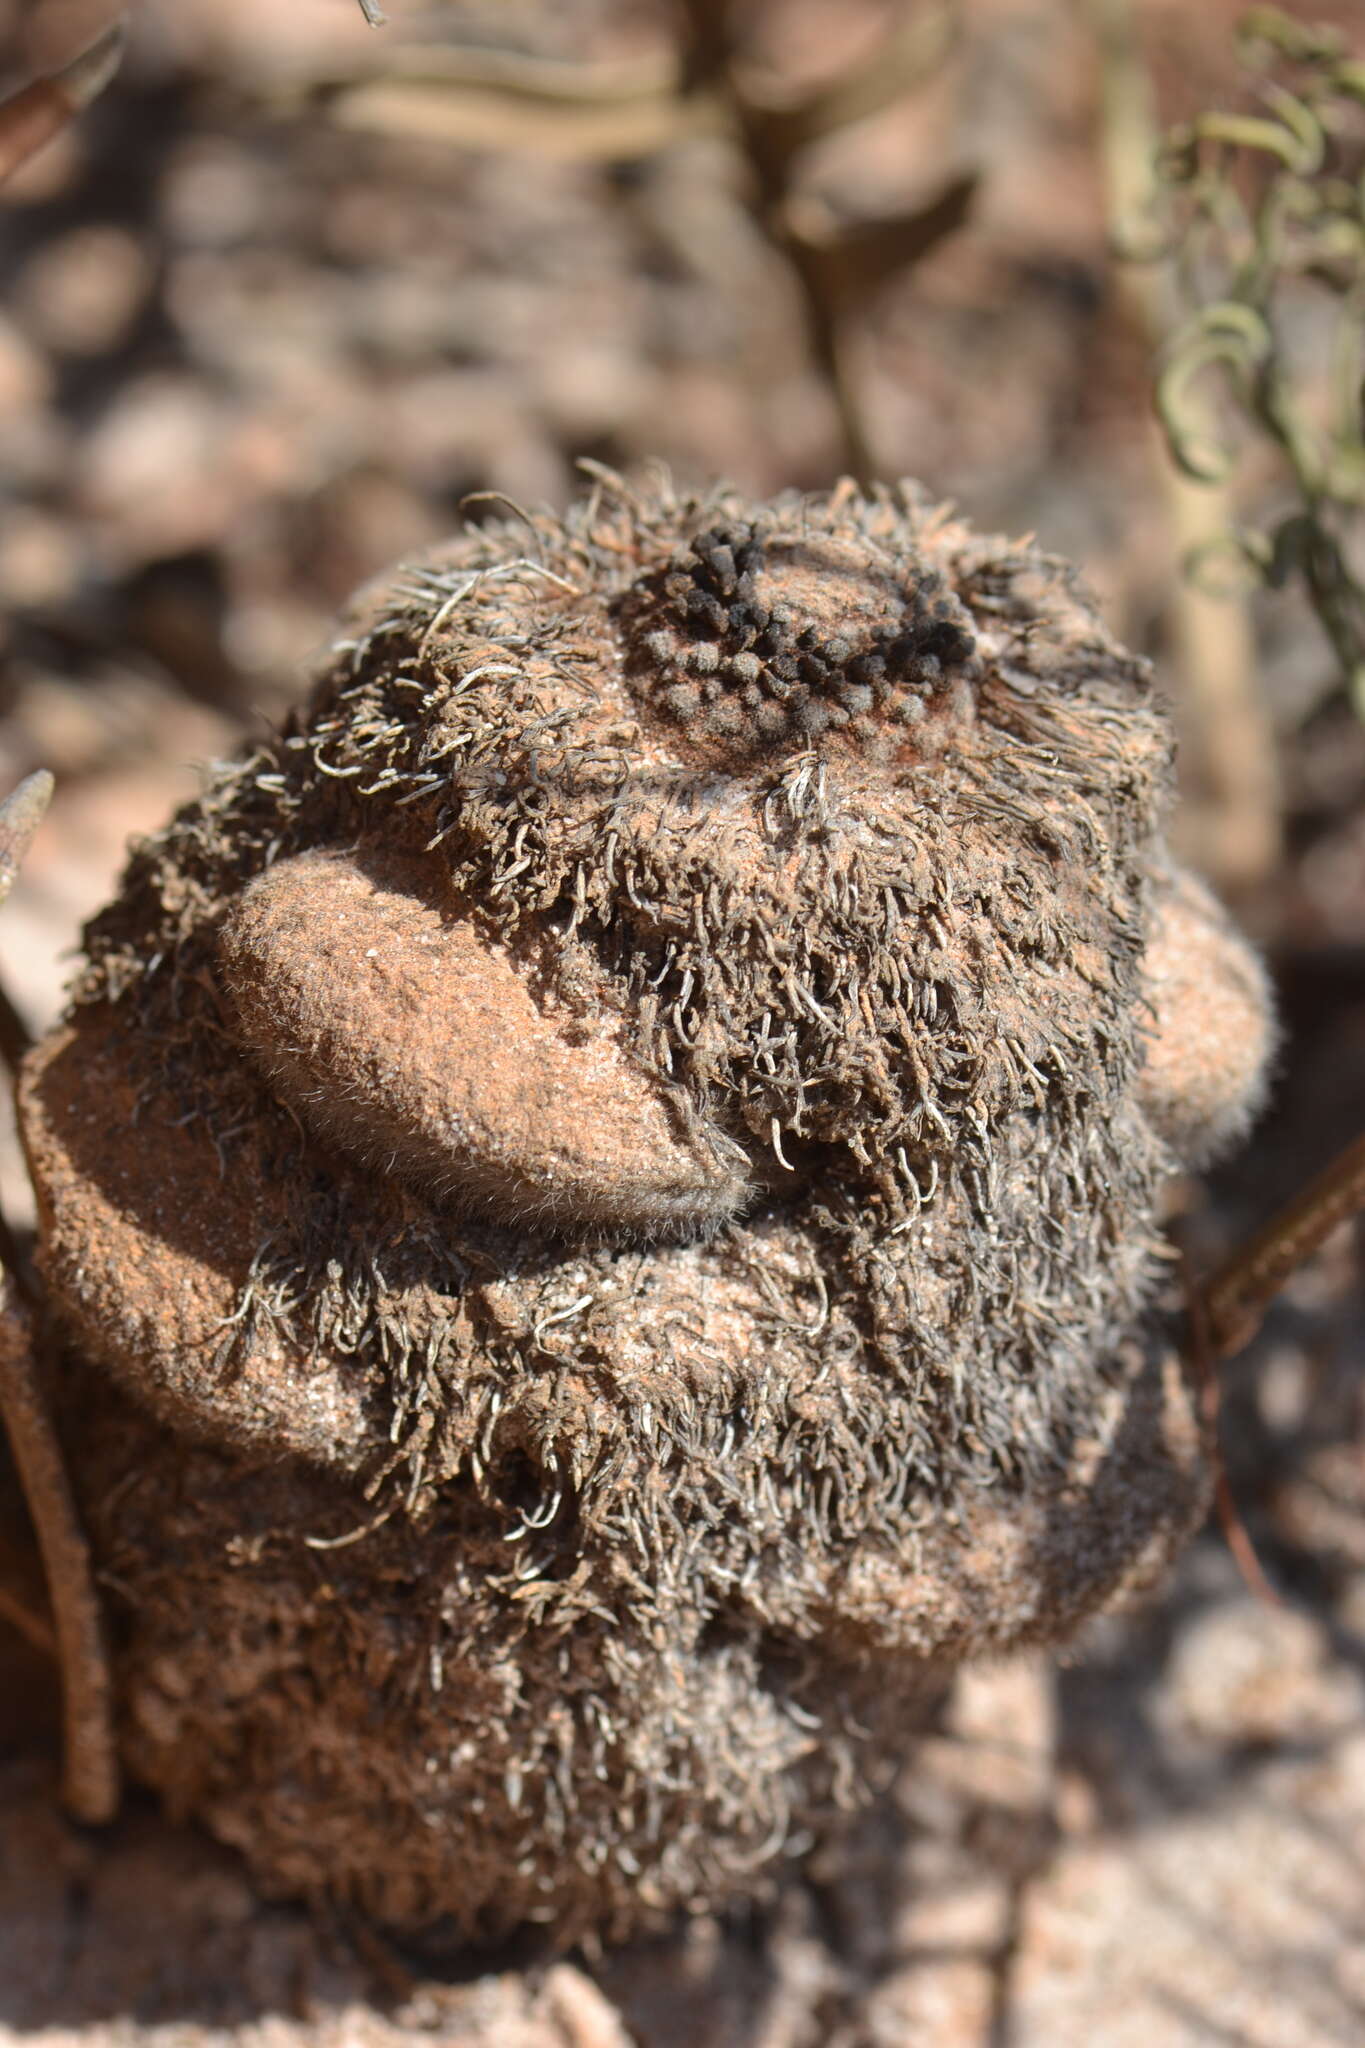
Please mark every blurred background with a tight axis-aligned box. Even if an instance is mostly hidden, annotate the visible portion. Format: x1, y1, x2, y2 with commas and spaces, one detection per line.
0, 2, 1363, 2043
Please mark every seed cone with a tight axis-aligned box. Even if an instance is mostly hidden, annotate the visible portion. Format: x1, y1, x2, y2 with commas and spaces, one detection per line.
18, 475, 1270, 1939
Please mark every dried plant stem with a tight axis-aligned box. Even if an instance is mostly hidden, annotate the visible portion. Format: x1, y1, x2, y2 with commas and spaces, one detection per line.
0, 19, 126, 188
1164, 474, 1281, 890
1185, 1264, 1281, 1605
1202, 1128, 1365, 1359
675, 0, 880, 484
327, 2, 968, 481
779, 237, 879, 486
0, 1286, 118, 1822
327, 63, 709, 162
0, 770, 117, 1816
0, 1576, 56, 1657
1091, 0, 1279, 893
1184, 1130, 1365, 1603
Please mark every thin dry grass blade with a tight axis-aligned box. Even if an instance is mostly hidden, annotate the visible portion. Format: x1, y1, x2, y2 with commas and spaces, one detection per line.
327, 55, 708, 160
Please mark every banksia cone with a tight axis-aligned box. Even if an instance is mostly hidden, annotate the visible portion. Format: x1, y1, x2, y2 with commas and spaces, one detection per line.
18, 475, 1272, 1940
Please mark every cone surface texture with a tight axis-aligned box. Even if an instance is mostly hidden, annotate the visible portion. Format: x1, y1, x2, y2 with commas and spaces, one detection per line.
19, 478, 1273, 1939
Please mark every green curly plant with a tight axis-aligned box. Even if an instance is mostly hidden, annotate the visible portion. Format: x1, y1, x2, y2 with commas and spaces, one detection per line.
1152, 7, 1365, 713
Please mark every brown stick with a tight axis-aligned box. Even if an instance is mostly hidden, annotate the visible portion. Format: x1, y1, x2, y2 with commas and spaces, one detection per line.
1201, 1128, 1365, 1359
0, 1286, 118, 1822
0, 79, 69, 184
0, 1576, 56, 1657
1185, 1261, 1281, 1605
1180, 1136, 1365, 1596
673, 0, 883, 485
0, 770, 118, 1818
1185, 1127, 1365, 1604
0, 20, 126, 189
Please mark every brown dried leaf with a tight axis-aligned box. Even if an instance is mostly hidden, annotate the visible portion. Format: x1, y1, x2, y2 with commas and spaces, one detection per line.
790, 168, 979, 313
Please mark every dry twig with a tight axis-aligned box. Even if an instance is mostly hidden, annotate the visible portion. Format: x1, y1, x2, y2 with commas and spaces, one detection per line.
1201, 1128, 1365, 1360
0, 774, 118, 1823
0, 1292, 118, 1821
0, 17, 126, 189
0, 1576, 56, 1658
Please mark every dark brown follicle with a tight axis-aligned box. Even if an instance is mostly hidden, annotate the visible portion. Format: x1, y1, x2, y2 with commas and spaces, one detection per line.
17, 476, 1273, 1944
622, 519, 979, 755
